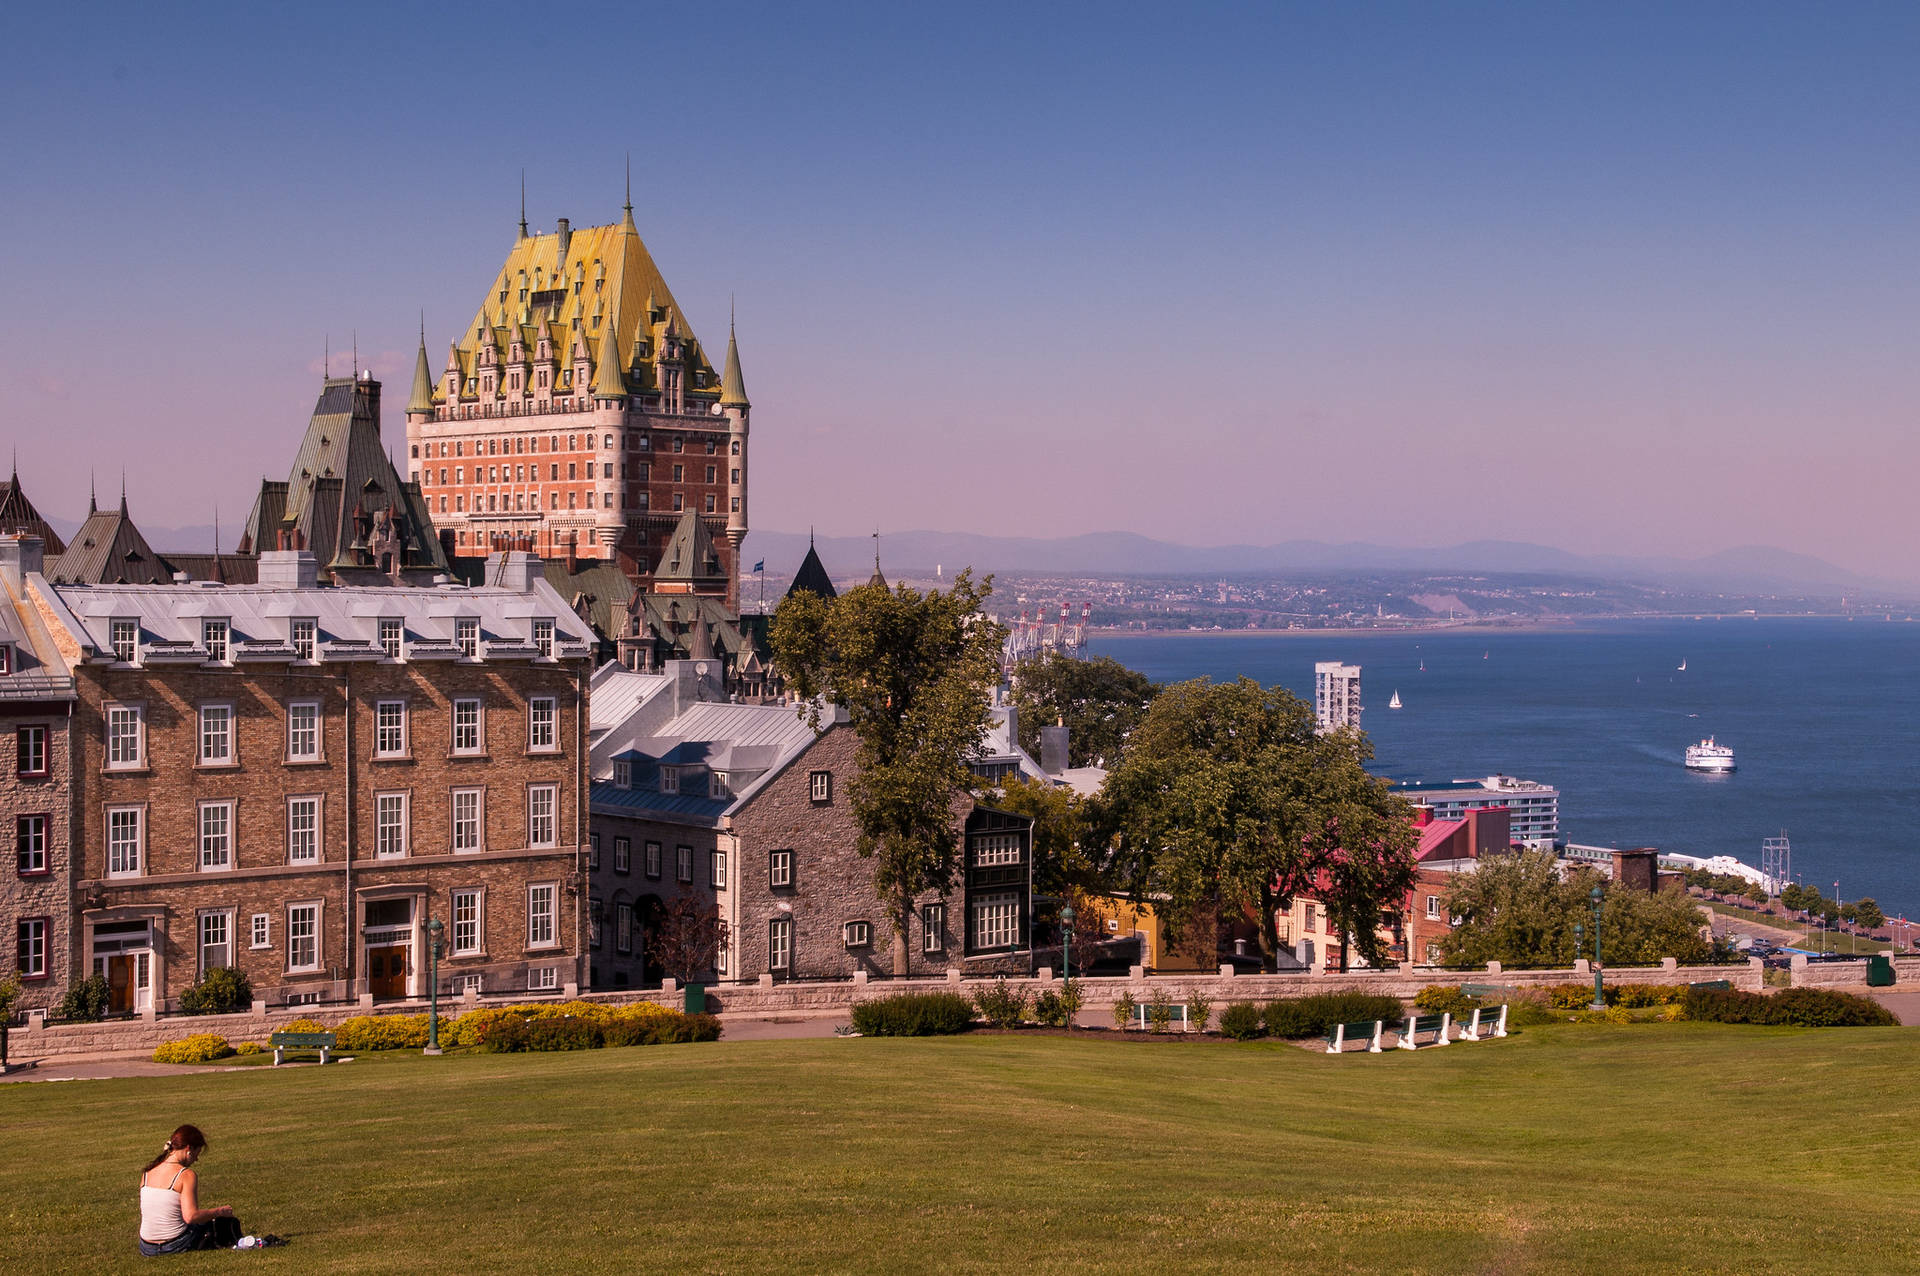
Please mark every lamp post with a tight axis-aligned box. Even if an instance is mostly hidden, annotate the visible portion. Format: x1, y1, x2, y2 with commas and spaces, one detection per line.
424, 918, 445, 1056
1060, 903, 1075, 990
1589, 885, 1606, 1011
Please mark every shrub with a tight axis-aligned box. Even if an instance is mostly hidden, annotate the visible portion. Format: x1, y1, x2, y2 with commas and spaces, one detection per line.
1058, 982, 1084, 1028
1507, 1001, 1558, 1028
1683, 986, 1897, 1028
1613, 983, 1687, 1009
849, 991, 974, 1037
279, 1017, 328, 1035
1262, 993, 1404, 1040
1145, 989, 1175, 1034
644, 1012, 721, 1044
1033, 990, 1069, 1028
57, 976, 110, 1023
1112, 991, 1138, 1031
444, 1000, 674, 1049
1547, 983, 1604, 1010
234, 1042, 264, 1056
1218, 1001, 1264, 1040
1185, 991, 1213, 1033
484, 1015, 604, 1053
153, 1033, 233, 1064
972, 979, 1030, 1030
331, 1014, 456, 1051
179, 966, 252, 1016
1414, 985, 1481, 1017
1567, 1006, 1633, 1025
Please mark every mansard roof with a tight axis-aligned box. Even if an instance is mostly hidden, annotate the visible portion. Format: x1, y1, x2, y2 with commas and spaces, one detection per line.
654, 511, 727, 585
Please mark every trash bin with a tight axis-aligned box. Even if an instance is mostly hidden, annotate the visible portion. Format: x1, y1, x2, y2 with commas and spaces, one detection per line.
1867, 954, 1895, 988
683, 982, 708, 1013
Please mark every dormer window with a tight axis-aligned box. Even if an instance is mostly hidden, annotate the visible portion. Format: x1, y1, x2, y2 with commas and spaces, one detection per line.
0, 644, 11, 676
455, 618, 479, 659
532, 619, 554, 659
659, 766, 679, 796
613, 759, 631, 788
709, 771, 731, 800
379, 619, 403, 660
202, 619, 229, 664
110, 619, 138, 663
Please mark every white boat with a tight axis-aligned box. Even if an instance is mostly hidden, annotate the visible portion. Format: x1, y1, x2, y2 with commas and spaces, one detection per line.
1677, 659, 1687, 671
1389, 690, 1402, 709
1685, 737, 1735, 773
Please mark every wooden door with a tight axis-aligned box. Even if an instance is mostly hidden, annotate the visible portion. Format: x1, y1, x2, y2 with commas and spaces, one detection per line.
103, 955, 134, 1013
368, 945, 409, 999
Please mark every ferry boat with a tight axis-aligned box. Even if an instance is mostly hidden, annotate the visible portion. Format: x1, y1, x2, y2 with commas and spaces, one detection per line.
1685, 737, 1735, 773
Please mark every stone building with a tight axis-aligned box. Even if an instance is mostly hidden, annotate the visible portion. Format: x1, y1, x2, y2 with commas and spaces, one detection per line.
27, 547, 597, 1011
403, 201, 753, 610
0, 537, 77, 1010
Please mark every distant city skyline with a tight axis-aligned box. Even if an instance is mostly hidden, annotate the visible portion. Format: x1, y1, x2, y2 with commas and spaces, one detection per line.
5, 3, 1918, 577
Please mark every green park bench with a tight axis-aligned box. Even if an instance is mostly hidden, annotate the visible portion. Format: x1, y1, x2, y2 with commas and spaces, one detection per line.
1687, 980, 1732, 992
1460, 1004, 1508, 1041
269, 1030, 336, 1066
1324, 1019, 1385, 1054
1460, 983, 1517, 1000
1398, 1012, 1452, 1050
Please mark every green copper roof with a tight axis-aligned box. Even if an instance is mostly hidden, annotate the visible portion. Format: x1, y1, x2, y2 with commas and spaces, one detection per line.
720, 323, 749, 408
593, 315, 626, 398
407, 339, 435, 415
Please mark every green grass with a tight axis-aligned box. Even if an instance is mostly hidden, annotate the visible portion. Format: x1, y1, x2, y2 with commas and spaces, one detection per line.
4, 1025, 1917, 1274
1703, 899, 1893, 952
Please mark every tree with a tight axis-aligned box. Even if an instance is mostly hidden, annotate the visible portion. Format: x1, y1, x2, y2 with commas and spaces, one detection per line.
988, 774, 1096, 900
1439, 851, 1717, 967
1009, 651, 1159, 769
1100, 677, 1417, 971
771, 570, 1006, 975
649, 890, 725, 985
0, 971, 20, 1070
1852, 898, 1885, 931
1744, 881, 1768, 905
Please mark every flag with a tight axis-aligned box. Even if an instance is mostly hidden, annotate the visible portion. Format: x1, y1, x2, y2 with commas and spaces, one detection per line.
753, 560, 764, 573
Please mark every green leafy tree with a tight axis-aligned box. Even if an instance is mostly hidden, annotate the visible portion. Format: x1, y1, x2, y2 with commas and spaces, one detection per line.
771, 570, 1006, 975
1439, 851, 1716, 967
1009, 650, 1159, 768
1744, 881, 1768, 905
1851, 898, 1884, 930
0, 971, 21, 1069
1101, 677, 1417, 971
988, 774, 1095, 899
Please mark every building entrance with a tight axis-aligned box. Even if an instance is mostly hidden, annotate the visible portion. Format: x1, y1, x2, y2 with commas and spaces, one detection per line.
92, 921, 154, 1013
363, 898, 415, 1000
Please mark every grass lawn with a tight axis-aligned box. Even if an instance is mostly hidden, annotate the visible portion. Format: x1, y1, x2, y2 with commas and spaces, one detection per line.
1702, 898, 1892, 952
3, 1024, 1916, 1274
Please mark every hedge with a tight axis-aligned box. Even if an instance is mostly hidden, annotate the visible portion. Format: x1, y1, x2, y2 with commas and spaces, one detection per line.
481, 1010, 721, 1052
153, 1033, 234, 1064
850, 991, 975, 1037
1218, 1002, 1263, 1040
1683, 986, 1897, 1027
1263, 993, 1405, 1039
331, 1014, 456, 1051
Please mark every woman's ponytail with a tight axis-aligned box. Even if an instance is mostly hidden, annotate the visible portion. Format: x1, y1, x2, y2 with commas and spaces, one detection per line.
140, 1124, 208, 1174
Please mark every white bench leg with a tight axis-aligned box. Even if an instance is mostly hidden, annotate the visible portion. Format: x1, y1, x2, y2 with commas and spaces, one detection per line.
319, 1047, 331, 1065
1399, 1014, 1417, 1050
1327, 1023, 1344, 1054
1368, 1020, 1383, 1053
1437, 1012, 1452, 1045
272, 1047, 284, 1067
1467, 1009, 1483, 1040
1494, 1005, 1508, 1038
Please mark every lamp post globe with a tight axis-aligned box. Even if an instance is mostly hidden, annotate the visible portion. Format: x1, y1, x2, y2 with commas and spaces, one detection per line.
1589, 885, 1606, 1011
424, 917, 446, 1055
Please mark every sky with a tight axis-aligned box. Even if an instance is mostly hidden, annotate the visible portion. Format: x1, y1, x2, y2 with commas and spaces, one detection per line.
3, 2, 1918, 578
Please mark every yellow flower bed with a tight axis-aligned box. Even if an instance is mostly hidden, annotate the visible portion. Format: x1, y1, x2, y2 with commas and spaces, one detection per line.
153, 1033, 234, 1065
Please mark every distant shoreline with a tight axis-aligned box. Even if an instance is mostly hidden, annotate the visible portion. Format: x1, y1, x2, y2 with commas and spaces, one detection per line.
1087, 613, 1897, 640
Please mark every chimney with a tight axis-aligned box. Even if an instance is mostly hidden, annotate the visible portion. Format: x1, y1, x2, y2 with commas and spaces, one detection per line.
1040, 724, 1069, 776
258, 549, 320, 589
1003, 703, 1019, 758
555, 217, 572, 263
564, 532, 578, 575
1413, 806, 1434, 828
489, 549, 542, 593
0, 535, 44, 592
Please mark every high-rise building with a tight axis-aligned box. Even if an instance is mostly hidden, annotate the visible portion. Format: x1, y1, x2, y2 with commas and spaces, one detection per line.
1399, 775, 1562, 850
1314, 661, 1362, 733
404, 200, 751, 608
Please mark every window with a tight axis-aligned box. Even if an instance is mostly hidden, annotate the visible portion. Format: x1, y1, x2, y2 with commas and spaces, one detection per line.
287, 796, 319, 864
809, 771, 832, 803
452, 890, 482, 956
972, 833, 1022, 867
451, 788, 483, 853
16, 919, 47, 979
710, 850, 727, 888
457, 973, 484, 996
452, 698, 482, 754
375, 700, 408, 757
588, 832, 600, 870
709, 771, 731, 800
672, 493, 682, 512
768, 918, 792, 972
645, 841, 661, 879
616, 904, 635, 954
1425, 895, 1440, 920
844, 920, 872, 949
704, 495, 715, 514
1304, 903, 1317, 930
111, 618, 138, 662
527, 966, 558, 991
16, 814, 47, 875
613, 759, 631, 788
528, 883, 557, 948
106, 704, 144, 769
378, 618, 403, 660
528, 697, 557, 752
199, 801, 233, 870
658, 767, 679, 795
589, 899, 601, 950
672, 464, 683, 483
202, 619, 229, 663
198, 704, 233, 765
250, 914, 271, 949
455, 618, 479, 658
614, 837, 631, 874
198, 911, 232, 973
676, 845, 693, 883
527, 784, 557, 848
107, 806, 143, 876
769, 849, 793, 889
376, 792, 409, 858
532, 618, 554, 658
16, 724, 46, 776
923, 903, 946, 953
970, 892, 1021, 950
287, 701, 320, 761
705, 464, 716, 484
287, 902, 321, 971
290, 618, 317, 661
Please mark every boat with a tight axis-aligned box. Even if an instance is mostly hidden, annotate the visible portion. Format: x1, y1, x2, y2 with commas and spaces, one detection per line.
1418, 659, 1425, 672
1685, 737, 1735, 773
1389, 691, 1402, 709
1677, 659, 1687, 671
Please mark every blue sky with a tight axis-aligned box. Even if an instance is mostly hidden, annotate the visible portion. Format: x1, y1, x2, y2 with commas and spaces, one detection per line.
4, 3, 1917, 575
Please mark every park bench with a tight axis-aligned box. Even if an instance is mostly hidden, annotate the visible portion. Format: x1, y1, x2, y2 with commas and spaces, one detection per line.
1459, 983, 1516, 1000
1397, 1012, 1452, 1050
1324, 1019, 1385, 1054
269, 1030, 336, 1066
1687, 979, 1731, 992
1460, 1004, 1508, 1041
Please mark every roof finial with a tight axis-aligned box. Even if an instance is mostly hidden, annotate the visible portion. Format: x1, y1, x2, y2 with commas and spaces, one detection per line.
119, 471, 127, 517
623, 153, 633, 224
9, 445, 15, 484
324, 335, 330, 380
213, 505, 220, 558
873, 528, 880, 573
352, 330, 358, 380
519, 169, 529, 238
89, 470, 96, 516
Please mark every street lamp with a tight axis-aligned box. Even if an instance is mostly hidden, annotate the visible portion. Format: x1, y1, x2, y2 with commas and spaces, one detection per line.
1589, 885, 1605, 1011
424, 918, 446, 1056
1059, 903, 1075, 990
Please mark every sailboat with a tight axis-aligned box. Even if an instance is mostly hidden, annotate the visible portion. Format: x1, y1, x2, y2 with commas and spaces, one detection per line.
1418, 658, 1425, 672
1389, 690, 1402, 709
1677, 659, 1687, 671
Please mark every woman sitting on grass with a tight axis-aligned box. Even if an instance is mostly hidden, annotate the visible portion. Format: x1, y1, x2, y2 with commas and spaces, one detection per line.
137, 1125, 241, 1255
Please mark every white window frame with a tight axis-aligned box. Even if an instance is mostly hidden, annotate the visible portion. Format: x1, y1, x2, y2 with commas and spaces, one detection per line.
374, 700, 408, 758
711, 849, 727, 888
286, 900, 322, 972
971, 832, 1022, 867
451, 888, 483, 956
198, 800, 234, 871
844, 920, 872, 950
286, 700, 321, 762
645, 840, 661, 879
1425, 895, 1441, 921
528, 697, 557, 753
616, 903, 633, 954
16, 813, 47, 874
452, 787, 484, 853
17, 918, 46, 978
202, 618, 229, 664
375, 791, 410, 858
105, 703, 145, 770
676, 844, 693, 884
923, 903, 946, 953
197, 909, 234, 974
527, 784, 557, 849
452, 698, 483, 755
287, 795, 320, 864
106, 805, 144, 877
613, 758, 631, 788
769, 849, 793, 889
455, 617, 479, 659
195, 703, 233, 766
532, 618, 555, 658
457, 973, 485, 996
110, 618, 138, 663
970, 891, 1021, 951
769, 918, 792, 972
378, 617, 404, 660
613, 837, 631, 874
250, 913, 271, 950
290, 618, 317, 662
709, 771, 732, 799
809, 770, 831, 803
527, 965, 558, 991
527, 882, 558, 949
658, 766, 679, 795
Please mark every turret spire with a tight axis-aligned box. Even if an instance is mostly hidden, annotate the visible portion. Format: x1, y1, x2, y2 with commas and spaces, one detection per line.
89, 471, 97, 516
408, 314, 436, 416
592, 312, 626, 398
519, 170, 529, 238
622, 153, 635, 228
719, 306, 750, 408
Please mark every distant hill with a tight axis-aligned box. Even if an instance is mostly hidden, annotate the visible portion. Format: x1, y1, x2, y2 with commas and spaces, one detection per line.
738, 530, 1911, 600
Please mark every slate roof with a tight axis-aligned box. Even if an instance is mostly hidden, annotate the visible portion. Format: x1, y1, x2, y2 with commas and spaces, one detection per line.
786, 541, 836, 600
0, 470, 66, 555
47, 496, 170, 585
655, 510, 726, 585
590, 697, 827, 829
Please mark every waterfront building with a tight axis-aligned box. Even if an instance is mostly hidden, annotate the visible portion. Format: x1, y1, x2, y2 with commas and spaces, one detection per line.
1399, 774, 1561, 849
28, 546, 596, 1012
1314, 661, 1361, 733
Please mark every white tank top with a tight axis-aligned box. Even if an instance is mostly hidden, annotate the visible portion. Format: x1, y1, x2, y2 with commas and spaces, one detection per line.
139, 1166, 188, 1242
